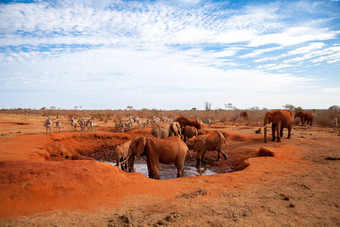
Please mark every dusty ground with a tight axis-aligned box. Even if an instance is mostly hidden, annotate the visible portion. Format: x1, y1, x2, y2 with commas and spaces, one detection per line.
0, 113, 339, 226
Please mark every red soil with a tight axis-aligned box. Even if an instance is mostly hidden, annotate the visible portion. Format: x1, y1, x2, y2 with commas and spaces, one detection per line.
0, 115, 339, 226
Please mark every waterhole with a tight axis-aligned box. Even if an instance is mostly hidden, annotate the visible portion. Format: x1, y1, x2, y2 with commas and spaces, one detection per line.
108, 159, 232, 180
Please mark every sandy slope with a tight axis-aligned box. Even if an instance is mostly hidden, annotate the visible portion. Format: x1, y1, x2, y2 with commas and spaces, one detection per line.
0, 114, 339, 226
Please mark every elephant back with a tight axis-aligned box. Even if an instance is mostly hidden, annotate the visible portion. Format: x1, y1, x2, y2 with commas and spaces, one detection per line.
151, 122, 170, 138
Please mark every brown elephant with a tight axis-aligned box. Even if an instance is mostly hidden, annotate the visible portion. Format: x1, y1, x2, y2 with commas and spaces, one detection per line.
294, 111, 313, 126
239, 111, 248, 120
183, 125, 198, 141
125, 136, 189, 179
151, 122, 182, 138
115, 140, 131, 171
175, 116, 204, 130
186, 131, 227, 168
169, 122, 182, 137
264, 110, 294, 143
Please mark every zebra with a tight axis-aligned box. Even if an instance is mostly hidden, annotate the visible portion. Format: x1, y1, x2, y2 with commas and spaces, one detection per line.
71, 117, 77, 131
124, 120, 132, 129
332, 118, 338, 130
115, 122, 125, 132
86, 118, 93, 132
56, 120, 61, 133
161, 116, 169, 123
136, 118, 142, 128
202, 119, 212, 128
132, 115, 139, 123
153, 116, 160, 124
78, 118, 86, 132
43, 117, 52, 135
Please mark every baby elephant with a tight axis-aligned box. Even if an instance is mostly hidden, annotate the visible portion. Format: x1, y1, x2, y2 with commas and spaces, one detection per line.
186, 131, 227, 168
115, 140, 132, 171
182, 125, 198, 141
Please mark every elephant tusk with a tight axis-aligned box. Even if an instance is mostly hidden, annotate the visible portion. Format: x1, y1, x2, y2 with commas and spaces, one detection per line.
120, 155, 130, 164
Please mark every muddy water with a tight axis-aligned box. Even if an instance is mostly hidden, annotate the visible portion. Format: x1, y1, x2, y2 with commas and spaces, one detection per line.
108, 159, 231, 180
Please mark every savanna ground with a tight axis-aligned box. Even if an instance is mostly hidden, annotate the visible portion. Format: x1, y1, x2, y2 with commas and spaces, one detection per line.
0, 109, 339, 226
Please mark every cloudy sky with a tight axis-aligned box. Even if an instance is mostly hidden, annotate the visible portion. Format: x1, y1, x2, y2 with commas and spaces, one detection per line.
0, 0, 339, 110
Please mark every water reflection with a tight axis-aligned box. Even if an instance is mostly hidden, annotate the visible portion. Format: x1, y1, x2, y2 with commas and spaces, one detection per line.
108, 159, 219, 180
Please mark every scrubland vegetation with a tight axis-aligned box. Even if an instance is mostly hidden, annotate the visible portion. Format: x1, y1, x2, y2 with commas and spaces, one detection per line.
1, 104, 339, 127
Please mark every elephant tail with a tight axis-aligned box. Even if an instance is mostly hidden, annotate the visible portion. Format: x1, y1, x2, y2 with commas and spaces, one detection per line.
186, 149, 192, 158
218, 132, 228, 160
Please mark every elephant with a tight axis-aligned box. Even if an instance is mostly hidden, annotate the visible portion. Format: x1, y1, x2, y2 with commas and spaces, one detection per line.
115, 140, 131, 171
175, 116, 204, 130
239, 111, 248, 120
294, 111, 313, 126
186, 131, 227, 168
151, 122, 181, 138
169, 122, 182, 137
125, 136, 189, 179
264, 110, 294, 143
182, 125, 198, 141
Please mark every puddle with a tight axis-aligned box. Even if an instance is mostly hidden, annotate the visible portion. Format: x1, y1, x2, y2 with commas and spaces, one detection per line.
108, 159, 231, 180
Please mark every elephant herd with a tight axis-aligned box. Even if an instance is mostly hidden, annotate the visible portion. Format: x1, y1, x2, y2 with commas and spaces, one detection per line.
115, 116, 227, 179
263, 110, 313, 143
114, 111, 314, 179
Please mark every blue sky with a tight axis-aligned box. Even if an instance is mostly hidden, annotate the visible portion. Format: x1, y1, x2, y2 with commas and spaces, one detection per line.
0, 0, 339, 110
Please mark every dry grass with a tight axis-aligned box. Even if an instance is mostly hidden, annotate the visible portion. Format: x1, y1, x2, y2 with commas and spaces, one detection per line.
1, 108, 339, 127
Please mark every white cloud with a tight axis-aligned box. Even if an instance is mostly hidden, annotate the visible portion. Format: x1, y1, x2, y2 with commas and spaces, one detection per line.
287, 42, 325, 55
283, 45, 340, 63
240, 46, 282, 58
249, 27, 338, 47
0, 0, 339, 109
0, 46, 317, 109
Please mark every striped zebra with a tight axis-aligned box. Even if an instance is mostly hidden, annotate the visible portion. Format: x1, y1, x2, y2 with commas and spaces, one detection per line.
71, 117, 77, 131
161, 116, 169, 123
43, 117, 52, 135
115, 122, 125, 132
153, 116, 160, 124
86, 118, 93, 132
78, 118, 86, 132
332, 118, 338, 130
56, 120, 61, 133
202, 119, 212, 128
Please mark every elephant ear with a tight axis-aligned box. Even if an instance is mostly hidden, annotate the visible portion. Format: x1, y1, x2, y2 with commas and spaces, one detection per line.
192, 136, 205, 152
134, 137, 146, 159
264, 112, 273, 125
172, 122, 181, 135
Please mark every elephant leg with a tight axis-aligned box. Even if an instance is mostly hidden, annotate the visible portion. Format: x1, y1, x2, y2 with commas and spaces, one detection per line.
276, 123, 281, 142
280, 127, 283, 138
196, 149, 205, 168
196, 151, 202, 168
147, 158, 160, 179
221, 150, 228, 160
176, 164, 184, 178
216, 150, 221, 161
271, 125, 276, 141
147, 162, 153, 178
287, 126, 292, 139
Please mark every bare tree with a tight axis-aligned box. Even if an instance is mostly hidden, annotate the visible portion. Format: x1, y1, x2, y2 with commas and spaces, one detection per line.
225, 103, 234, 110
204, 101, 212, 111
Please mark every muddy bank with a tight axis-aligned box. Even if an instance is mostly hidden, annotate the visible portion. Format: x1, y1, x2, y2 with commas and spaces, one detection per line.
0, 122, 339, 226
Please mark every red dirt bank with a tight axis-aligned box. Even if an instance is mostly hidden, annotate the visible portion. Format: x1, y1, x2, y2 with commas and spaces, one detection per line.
0, 121, 339, 226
